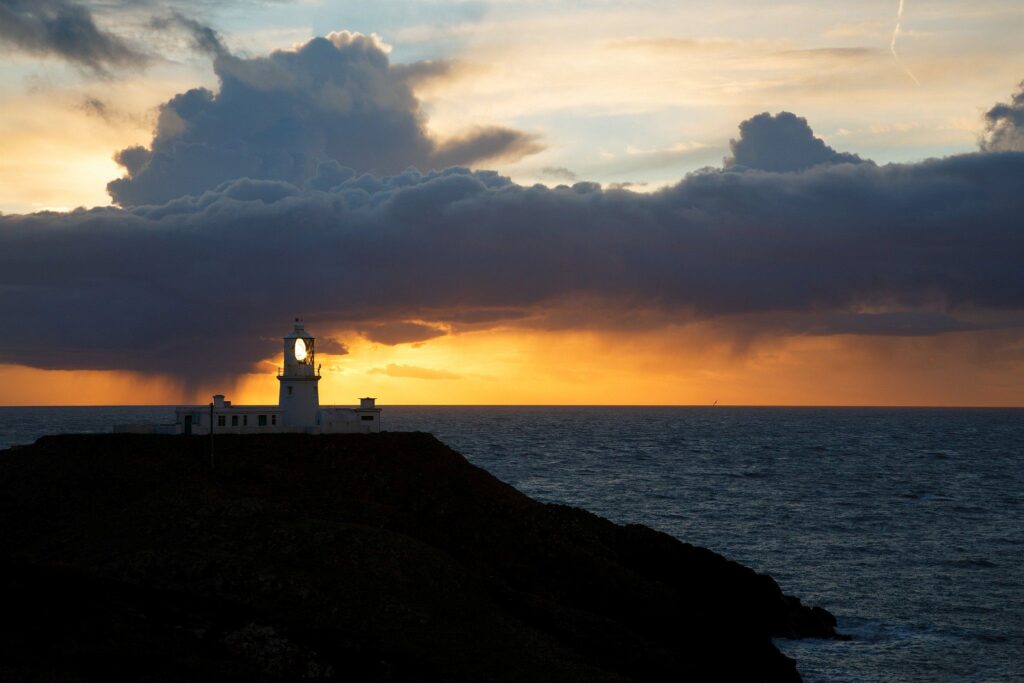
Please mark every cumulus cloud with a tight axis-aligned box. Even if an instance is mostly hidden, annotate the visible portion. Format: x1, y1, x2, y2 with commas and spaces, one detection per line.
981, 80, 1024, 152
0, 0, 149, 73
725, 111, 863, 172
107, 31, 542, 206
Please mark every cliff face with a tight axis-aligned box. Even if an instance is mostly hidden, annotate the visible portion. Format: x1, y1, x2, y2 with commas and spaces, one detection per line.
0, 433, 839, 682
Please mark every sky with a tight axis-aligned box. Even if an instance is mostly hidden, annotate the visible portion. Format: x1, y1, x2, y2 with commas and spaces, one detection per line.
1, 0, 1024, 406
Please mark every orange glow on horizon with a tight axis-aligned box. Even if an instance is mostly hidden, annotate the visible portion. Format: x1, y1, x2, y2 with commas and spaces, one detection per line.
0, 365, 184, 406
2, 326, 1022, 407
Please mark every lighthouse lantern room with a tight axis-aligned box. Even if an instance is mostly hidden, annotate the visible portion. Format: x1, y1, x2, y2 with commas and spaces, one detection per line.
279, 319, 321, 428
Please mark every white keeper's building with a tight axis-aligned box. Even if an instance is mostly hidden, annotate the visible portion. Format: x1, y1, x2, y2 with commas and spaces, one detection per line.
170, 320, 381, 435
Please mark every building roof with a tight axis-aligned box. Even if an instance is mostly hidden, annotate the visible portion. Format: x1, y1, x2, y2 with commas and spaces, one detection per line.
174, 405, 280, 411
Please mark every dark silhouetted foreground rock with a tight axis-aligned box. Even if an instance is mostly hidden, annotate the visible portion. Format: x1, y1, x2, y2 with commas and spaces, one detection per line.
0, 433, 841, 681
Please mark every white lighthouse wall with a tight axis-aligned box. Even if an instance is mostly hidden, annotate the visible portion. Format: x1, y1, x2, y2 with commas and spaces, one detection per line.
279, 379, 320, 428
172, 405, 284, 435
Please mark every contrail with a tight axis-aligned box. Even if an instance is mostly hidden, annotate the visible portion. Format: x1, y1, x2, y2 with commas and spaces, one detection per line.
891, 0, 921, 85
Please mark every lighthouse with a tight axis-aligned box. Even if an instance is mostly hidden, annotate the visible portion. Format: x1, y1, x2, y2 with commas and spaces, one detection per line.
278, 319, 320, 428
153, 319, 382, 435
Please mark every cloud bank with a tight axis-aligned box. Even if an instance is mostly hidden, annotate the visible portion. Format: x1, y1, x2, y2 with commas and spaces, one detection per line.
107, 31, 542, 206
3, 148, 1023, 378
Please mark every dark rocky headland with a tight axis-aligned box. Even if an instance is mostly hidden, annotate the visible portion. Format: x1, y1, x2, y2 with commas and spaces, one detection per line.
0, 433, 841, 681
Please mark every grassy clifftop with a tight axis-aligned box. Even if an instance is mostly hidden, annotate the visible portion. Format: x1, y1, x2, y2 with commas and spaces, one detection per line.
0, 433, 839, 681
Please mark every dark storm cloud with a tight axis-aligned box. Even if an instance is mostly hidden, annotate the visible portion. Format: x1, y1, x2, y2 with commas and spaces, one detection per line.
725, 111, 863, 172
981, 80, 1024, 152
0, 0, 149, 72
317, 337, 349, 355
444, 309, 530, 324
3, 141, 1024, 378
358, 322, 448, 346
107, 32, 542, 206
432, 127, 543, 170
772, 312, 984, 337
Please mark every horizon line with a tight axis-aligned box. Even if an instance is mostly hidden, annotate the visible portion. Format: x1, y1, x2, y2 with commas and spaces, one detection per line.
2, 403, 1023, 410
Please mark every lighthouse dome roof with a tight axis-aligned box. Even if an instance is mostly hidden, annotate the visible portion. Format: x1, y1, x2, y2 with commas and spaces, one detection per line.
284, 319, 314, 339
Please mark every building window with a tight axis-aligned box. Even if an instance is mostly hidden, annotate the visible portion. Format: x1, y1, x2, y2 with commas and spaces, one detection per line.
287, 386, 293, 395
243, 415, 248, 426
231, 415, 238, 426
194, 414, 201, 426
271, 415, 277, 425
361, 415, 375, 421
258, 415, 267, 426
217, 415, 226, 427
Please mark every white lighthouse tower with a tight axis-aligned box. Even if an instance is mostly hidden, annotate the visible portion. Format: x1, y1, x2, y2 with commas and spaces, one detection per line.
278, 319, 320, 428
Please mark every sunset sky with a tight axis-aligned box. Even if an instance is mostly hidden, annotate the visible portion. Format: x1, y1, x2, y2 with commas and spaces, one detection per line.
1, 0, 1024, 406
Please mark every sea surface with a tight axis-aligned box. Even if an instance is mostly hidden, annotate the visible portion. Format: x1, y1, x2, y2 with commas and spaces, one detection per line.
1, 406, 1022, 682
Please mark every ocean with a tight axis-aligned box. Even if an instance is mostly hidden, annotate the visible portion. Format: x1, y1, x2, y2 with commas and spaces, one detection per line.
1, 405, 1021, 682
